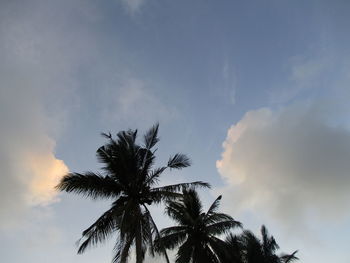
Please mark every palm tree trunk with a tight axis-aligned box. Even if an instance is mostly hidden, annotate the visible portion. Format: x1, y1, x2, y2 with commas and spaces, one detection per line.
135, 230, 143, 263
135, 206, 143, 263
143, 205, 170, 263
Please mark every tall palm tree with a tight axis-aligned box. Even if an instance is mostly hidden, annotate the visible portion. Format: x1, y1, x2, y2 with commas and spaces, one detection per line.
56, 124, 209, 263
155, 189, 242, 263
225, 225, 298, 263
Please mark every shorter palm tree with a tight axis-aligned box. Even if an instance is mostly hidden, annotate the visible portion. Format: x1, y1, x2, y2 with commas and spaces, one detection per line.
155, 189, 242, 263
224, 225, 298, 263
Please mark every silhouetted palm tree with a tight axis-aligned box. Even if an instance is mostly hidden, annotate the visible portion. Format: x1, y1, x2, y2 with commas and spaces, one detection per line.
155, 189, 241, 263
225, 225, 298, 263
221, 234, 243, 263
56, 124, 209, 263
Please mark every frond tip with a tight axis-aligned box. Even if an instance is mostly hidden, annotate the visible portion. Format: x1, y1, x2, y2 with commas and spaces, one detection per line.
167, 154, 191, 169
144, 123, 160, 150
56, 172, 121, 200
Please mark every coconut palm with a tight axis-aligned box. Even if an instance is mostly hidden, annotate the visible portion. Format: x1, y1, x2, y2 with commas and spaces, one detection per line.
221, 234, 243, 263
56, 124, 209, 263
155, 189, 242, 263
225, 225, 298, 263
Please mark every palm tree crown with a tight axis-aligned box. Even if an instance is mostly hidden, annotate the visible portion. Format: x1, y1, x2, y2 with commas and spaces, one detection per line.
56, 124, 210, 263
225, 225, 298, 263
155, 188, 242, 263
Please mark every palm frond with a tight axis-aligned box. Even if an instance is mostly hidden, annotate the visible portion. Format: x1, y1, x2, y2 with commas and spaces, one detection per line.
223, 234, 243, 262
159, 226, 188, 236
204, 212, 240, 225
176, 238, 194, 263
165, 202, 192, 225
117, 129, 138, 148
261, 225, 279, 253
167, 154, 191, 169
206, 220, 242, 235
96, 145, 113, 165
113, 233, 134, 263
207, 237, 230, 263
101, 132, 112, 139
206, 195, 222, 215
56, 172, 121, 199
143, 123, 159, 150
280, 250, 299, 263
145, 167, 167, 186
148, 190, 182, 204
77, 206, 119, 254
156, 230, 188, 251
152, 181, 210, 193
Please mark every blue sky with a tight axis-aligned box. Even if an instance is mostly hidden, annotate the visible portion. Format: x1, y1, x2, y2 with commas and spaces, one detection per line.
1, 0, 350, 262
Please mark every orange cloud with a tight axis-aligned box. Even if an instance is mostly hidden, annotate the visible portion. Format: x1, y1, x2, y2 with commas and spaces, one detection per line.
26, 152, 69, 206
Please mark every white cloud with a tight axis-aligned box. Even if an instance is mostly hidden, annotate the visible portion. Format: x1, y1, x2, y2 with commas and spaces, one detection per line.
100, 76, 177, 128
0, 0, 101, 227
0, 85, 69, 227
120, 0, 146, 15
269, 55, 332, 104
216, 101, 350, 228
0, 0, 170, 228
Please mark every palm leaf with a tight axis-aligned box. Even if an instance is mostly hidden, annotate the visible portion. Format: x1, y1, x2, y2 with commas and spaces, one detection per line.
206, 220, 242, 235
156, 230, 188, 250
167, 154, 191, 169
143, 123, 159, 150
152, 181, 210, 193
145, 167, 167, 186
56, 172, 121, 199
113, 233, 135, 263
77, 206, 119, 254
176, 238, 194, 263
206, 195, 222, 215
205, 212, 241, 226
280, 250, 299, 263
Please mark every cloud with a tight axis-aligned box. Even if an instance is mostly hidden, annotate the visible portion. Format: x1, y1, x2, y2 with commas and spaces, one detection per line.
269, 54, 333, 104
0, 0, 167, 228
0, 0, 101, 227
0, 89, 69, 227
120, 0, 146, 15
25, 145, 69, 206
100, 76, 177, 128
222, 58, 237, 105
0, 75, 69, 227
216, 101, 350, 227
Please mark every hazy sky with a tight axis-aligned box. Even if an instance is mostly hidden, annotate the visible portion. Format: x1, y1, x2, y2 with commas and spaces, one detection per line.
1, 0, 350, 262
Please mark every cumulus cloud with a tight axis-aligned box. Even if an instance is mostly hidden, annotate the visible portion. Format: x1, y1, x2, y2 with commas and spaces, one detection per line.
0, 86, 69, 227
0, 0, 100, 227
0, 0, 166, 228
216, 101, 350, 227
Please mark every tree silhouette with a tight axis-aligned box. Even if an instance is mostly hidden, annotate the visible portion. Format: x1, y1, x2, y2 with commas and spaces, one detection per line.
225, 225, 298, 263
56, 124, 210, 263
155, 188, 241, 263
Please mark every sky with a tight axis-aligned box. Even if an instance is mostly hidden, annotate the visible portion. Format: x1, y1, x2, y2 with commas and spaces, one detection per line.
1, 0, 350, 262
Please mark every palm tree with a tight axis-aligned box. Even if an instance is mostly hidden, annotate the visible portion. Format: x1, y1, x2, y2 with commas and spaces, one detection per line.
221, 234, 243, 263
56, 124, 209, 263
225, 225, 298, 263
155, 189, 242, 263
